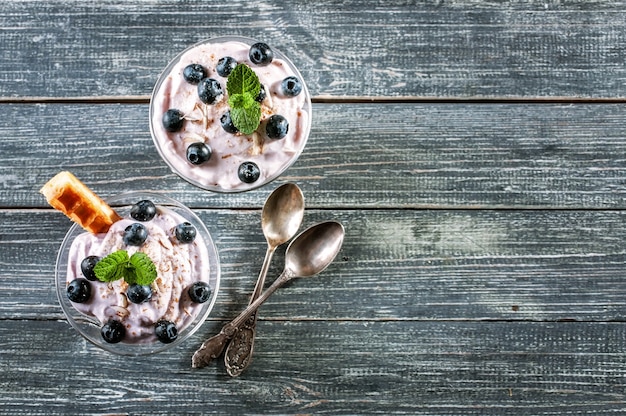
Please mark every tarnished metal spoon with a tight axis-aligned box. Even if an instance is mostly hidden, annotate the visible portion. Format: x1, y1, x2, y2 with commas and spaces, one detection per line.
223, 183, 304, 376
192, 221, 345, 370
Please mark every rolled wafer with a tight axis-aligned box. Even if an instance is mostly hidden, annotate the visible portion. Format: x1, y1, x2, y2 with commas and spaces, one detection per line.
40, 171, 121, 234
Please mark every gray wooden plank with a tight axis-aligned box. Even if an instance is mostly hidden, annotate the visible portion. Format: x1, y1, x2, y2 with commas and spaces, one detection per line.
2, 103, 626, 209
0, 319, 624, 415
4, 208, 626, 322
1, 1, 626, 99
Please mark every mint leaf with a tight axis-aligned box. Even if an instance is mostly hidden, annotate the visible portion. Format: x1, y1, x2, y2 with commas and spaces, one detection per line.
230, 105, 262, 135
227, 63, 261, 96
229, 92, 255, 110
93, 249, 157, 286
94, 250, 129, 282
226, 64, 261, 134
128, 252, 157, 286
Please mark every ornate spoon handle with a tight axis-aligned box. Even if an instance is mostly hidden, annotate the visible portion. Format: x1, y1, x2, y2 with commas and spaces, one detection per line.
191, 324, 236, 369
191, 269, 293, 369
223, 245, 276, 376
223, 314, 257, 376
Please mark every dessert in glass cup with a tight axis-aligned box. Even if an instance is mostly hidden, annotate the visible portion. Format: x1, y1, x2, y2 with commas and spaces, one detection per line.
150, 36, 312, 192
43, 172, 220, 355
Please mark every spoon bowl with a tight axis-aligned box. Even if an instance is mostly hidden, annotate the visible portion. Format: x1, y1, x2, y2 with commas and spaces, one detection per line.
284, 221, 345, 278
262, 183, 305, 247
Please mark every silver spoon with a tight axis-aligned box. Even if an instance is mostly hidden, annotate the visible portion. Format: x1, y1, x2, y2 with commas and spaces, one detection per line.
223, 183, 304, 376
192, 221, 345, 369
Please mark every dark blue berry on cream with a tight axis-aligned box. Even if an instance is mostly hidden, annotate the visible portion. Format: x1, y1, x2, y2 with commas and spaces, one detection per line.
281, 76, 302, 96
162, 109, 184, 132
183, 63, 207, 84
266, 115, 289, 139
216, 56, 237, 77
186, 142, 212, 165
123, 223, 148, 246
101, 319, 125, 343
80, 256, 100, 281
249, 42, 273, 66
130, 200, 157, 222
67, 278, 91, 303
188, 281, 212, 303
238, 161, 260, 183
175, 222, 197, 243
155, 320, 178, 344
197, 78, 223, 104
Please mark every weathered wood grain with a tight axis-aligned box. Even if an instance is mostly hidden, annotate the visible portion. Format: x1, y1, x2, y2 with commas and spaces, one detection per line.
1, 1, 625, 99
2, 102, 626, 210
1, 319, 625, 415
4, 208, 626, 322
2, 2, 625, 414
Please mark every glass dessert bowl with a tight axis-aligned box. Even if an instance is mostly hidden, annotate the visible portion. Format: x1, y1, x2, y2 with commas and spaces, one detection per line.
55, 192, 220, 355
149, 35, 312, 193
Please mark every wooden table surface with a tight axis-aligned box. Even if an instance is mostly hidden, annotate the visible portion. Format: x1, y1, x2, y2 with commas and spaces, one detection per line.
2, 1, 626, 414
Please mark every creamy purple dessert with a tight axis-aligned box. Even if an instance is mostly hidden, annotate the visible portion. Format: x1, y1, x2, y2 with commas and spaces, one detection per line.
150, 37, 311, 192
65, 200, 213, 344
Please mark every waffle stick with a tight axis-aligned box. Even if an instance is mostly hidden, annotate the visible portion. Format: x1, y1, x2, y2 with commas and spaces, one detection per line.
40, 171, 121, 234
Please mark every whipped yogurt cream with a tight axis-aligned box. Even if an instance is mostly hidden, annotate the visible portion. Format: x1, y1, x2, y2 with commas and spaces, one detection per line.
66, 206, 211, 344
150, 37, 311, 192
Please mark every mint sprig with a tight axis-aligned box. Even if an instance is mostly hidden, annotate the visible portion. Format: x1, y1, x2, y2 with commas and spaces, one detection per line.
94, 250, 157, 286
227, 64, 261, 135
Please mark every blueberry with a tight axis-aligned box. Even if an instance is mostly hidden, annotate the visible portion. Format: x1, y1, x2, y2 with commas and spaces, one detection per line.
130, 200, 157, 222
249, 42, 273, 66
67, 278, 91, 303
197, 78, 223, 104
162, 109, 184, 132
255, 84, 267, 103
186, 142, 212, 165
123, 223, 148, 246
80, 255, 100, 281
175, 222, 197, 243
265, 114, 289, 139
126, 284, 152, 304
238, 161, 260, 183
188, 281, 212, 303
155, 320, 178, 344
101, 319, 125, 344
216, 56, 237, 77
220, 111, 238, 134
183, 63, 206, 84
281, 76, 302, 96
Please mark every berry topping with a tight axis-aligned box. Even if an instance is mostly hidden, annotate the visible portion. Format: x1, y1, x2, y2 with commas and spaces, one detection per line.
255, 84, 267, 103
126, 284, 153, 304
238, 161, 261, 183
188, 281, 212, 303
162, 109, 184, 132
80, 255, 100, 281
266, 114, 289, 139
281, 76, 302, 96
123, 223, 148, 246
220, 111, 239, 134
67, 278, 91, 303
216, 56, 237, 77
155, 320, 178, 344
183, 63, 207, 84
186, 142, 212, 165
101, 319, 125, 343
130, 200, 157, 222
249, 42, 273, 66
175, 222, 197, 243
197, 78, 223, 104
